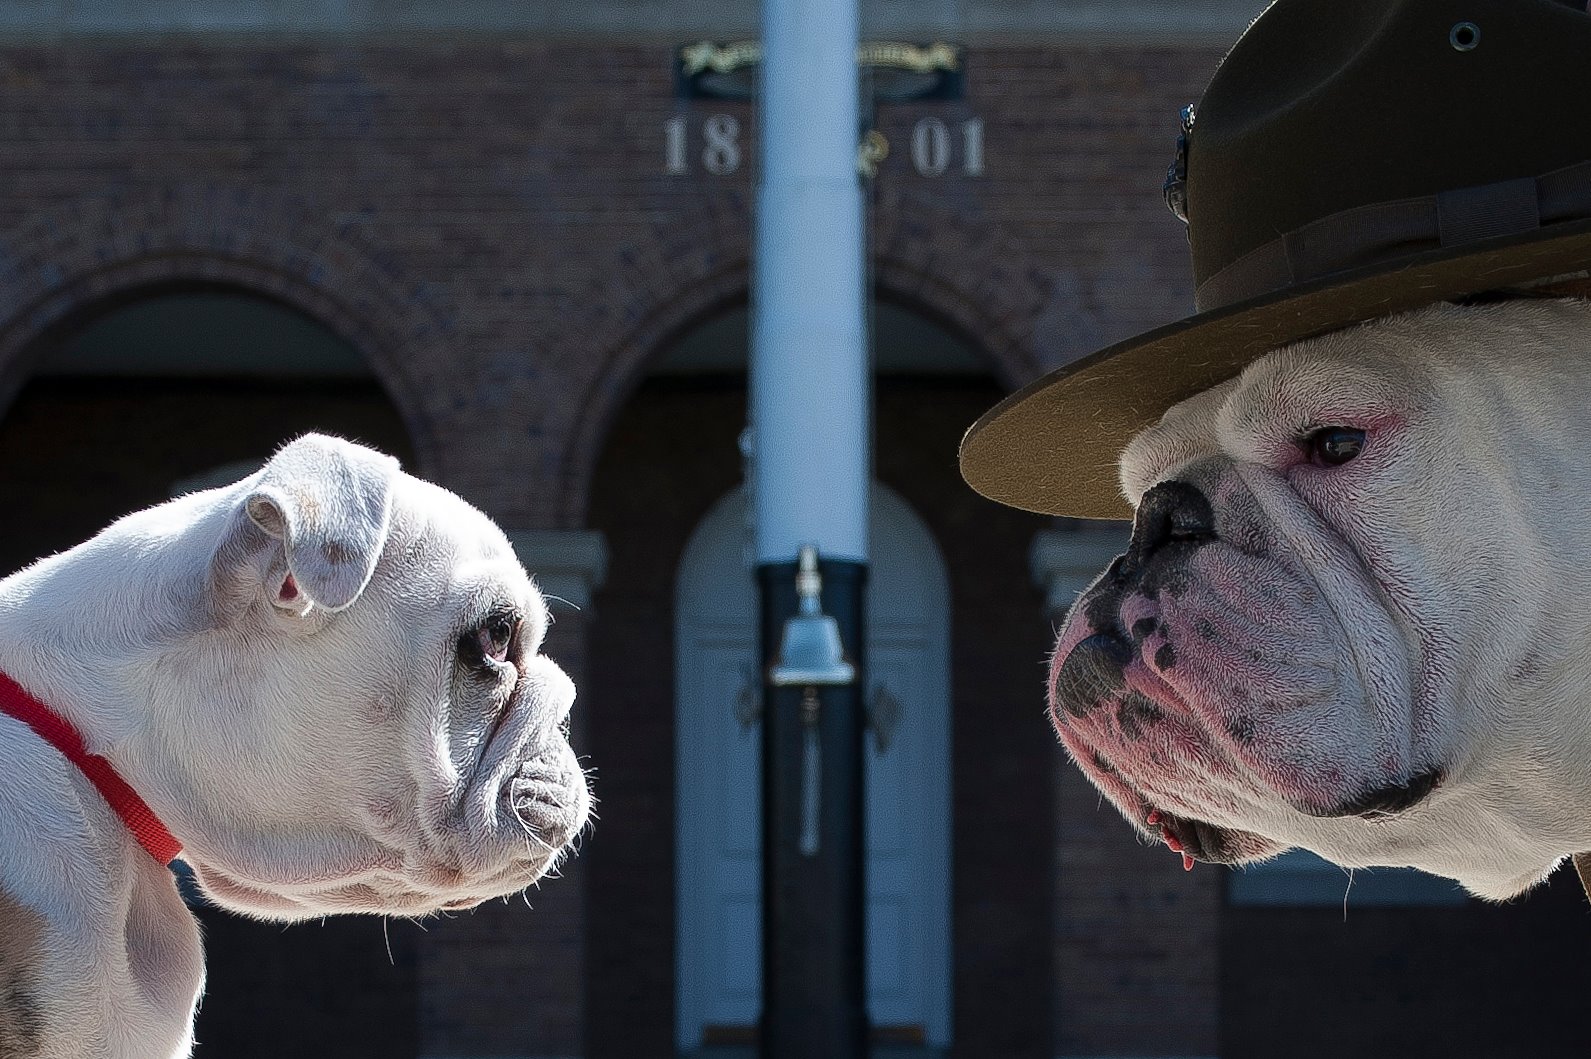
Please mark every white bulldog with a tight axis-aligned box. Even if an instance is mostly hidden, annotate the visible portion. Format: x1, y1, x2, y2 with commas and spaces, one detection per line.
0, 434, 591, 1058
1048, 297, 1591, 901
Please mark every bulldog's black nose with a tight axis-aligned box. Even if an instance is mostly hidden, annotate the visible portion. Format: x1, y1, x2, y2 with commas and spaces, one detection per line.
1121, 481, 1215, 578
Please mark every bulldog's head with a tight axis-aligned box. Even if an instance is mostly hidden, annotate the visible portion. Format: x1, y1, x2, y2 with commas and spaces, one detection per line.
110, 434, 590, 920
1050, 298, 1591, 900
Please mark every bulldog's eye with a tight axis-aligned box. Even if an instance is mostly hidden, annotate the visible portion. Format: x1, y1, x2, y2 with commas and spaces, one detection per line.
470, 615, 519, 666
1305, 426, 1366, 467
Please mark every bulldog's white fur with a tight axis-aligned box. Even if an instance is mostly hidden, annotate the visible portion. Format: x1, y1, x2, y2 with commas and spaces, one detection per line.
1049, 298, 1591, 902
0, 434, 591, 1058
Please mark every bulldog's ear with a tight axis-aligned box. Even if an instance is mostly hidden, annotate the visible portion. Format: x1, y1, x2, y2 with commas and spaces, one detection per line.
239, 434, 399, 613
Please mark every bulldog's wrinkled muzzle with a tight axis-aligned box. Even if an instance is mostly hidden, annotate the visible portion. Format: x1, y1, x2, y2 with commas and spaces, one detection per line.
1047, 473, 1434, 867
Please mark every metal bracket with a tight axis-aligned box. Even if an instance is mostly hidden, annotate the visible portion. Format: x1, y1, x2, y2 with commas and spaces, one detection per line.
867, 683, 903, 754
734, 661, 763, 731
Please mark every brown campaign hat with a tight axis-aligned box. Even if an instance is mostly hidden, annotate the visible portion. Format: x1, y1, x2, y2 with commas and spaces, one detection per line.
959, 0, 1591, 520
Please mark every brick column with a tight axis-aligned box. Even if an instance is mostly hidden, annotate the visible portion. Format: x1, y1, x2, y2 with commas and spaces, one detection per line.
418, 530, 607, 1059
1032, 525, 1222, 1059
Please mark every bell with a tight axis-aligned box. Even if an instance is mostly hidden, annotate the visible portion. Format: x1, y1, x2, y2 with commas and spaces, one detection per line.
768, 545, 856, 687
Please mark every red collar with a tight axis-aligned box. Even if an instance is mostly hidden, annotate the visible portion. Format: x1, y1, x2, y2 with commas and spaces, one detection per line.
0, 671, 182, 864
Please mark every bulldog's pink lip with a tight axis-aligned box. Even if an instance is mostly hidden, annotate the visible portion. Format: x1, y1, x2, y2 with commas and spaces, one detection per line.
1143, 805, 1256, 867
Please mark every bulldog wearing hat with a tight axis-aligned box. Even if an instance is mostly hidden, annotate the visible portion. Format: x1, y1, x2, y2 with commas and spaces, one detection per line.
961, 0, 1591, 900
0, 434, 590, 1057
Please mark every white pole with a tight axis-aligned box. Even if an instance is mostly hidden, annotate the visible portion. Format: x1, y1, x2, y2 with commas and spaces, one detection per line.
751, 0, 868, 565
752, 1, 870, 1053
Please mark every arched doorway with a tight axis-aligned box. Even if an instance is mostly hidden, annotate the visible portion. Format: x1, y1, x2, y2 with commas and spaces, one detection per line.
0, 285, 416, 574
0, 283, 420, 1058
585, 292, 1056, 1057
674, 483, 952, 1052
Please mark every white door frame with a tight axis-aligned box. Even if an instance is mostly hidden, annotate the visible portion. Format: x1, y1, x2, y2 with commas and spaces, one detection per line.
675, 483, 952, 1051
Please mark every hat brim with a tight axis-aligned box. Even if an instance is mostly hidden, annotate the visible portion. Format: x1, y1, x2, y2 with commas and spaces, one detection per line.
959, 220, 1591, 521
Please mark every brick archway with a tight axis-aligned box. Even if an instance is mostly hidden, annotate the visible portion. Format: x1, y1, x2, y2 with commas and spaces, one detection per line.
578, 194, 1063, 1056
0, 184, 449, 474
558, 187, 1055, 526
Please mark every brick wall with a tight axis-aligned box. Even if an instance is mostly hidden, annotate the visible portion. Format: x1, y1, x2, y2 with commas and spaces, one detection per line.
1222, 867, 1591, 1059
584, 379, 742, 1059
0, 40, 1221, 529
877, 380, 1058, 1059
1056, 761, 1221, 1056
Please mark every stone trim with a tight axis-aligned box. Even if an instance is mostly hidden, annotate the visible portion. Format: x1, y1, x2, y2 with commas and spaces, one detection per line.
1029, 524, 1129, 620
509, 529, 610, 614
0, 1, 1260, 43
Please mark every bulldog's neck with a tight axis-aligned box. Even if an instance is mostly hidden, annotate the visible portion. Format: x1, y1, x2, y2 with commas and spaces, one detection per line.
0, 489, 231, 858
1348, 304, 1591, 894
0, 670, 181, 863
0, 529, 210, 1059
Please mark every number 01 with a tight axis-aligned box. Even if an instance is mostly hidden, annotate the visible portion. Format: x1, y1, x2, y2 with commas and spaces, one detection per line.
911, 118, 985, 177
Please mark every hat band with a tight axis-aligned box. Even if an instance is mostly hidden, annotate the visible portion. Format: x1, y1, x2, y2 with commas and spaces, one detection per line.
1195, 158, 1591, 313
